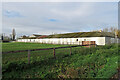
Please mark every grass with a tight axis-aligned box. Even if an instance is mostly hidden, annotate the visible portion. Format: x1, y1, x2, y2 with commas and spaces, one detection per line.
2, 42, 73, 52
2, 42, 120, 79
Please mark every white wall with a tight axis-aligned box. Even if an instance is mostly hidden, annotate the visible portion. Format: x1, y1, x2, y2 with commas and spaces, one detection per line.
17, 37, 109, 45
17, 37, 120, 45
77, 37, 105, 45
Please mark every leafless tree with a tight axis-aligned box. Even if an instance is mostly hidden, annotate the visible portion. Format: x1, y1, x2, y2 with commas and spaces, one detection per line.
12, 29, 16, 41
103, 28, 109, 32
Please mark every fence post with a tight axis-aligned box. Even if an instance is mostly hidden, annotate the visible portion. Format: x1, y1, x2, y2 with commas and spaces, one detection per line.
70, 47, 72, 55
28, 50, 30, 64
89, 41, 90, 48
53, 48, 56, 58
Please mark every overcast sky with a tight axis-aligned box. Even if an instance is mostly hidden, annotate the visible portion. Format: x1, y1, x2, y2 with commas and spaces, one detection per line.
2, 2, 118, 37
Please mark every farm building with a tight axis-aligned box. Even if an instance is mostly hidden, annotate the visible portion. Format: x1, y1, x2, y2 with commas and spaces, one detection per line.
17, 32, 120, 45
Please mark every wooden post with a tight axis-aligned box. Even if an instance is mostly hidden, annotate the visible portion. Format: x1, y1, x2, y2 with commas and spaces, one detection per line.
70, 47, 72, 55
28, 50, 30, 64
95, 41, 96, 47
53, 48, 56, 58
89, 41, 90, 48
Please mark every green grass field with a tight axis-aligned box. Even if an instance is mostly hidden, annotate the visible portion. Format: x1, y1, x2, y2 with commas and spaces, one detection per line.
2, 42, 120, 79
2, 42, 73, 52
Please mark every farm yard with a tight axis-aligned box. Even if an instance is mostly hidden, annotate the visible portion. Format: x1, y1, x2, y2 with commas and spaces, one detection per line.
2, 42, 120, 79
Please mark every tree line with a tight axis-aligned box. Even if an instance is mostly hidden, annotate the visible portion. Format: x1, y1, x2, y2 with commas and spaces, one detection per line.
102, 27, 120, 38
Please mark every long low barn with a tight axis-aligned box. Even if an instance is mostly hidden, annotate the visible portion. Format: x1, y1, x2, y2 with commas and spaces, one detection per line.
17, 37, 120, 45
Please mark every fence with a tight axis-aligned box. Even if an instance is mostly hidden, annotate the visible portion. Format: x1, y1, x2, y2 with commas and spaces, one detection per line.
2, 44, 95, 64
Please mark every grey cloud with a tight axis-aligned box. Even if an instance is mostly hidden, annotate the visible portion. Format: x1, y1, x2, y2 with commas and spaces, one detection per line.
2, 2, 118, 37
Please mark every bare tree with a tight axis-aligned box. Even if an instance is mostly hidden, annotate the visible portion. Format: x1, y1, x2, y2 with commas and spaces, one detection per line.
103, 28, 109, 32
1, 34, 3, 40
12, 29, 16, 41
110, 27, 114, 33
115, 29, 119, 38
110, 27, 117, 33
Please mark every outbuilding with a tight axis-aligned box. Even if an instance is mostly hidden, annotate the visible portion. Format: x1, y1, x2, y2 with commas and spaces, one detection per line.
17, 32, 120, 45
